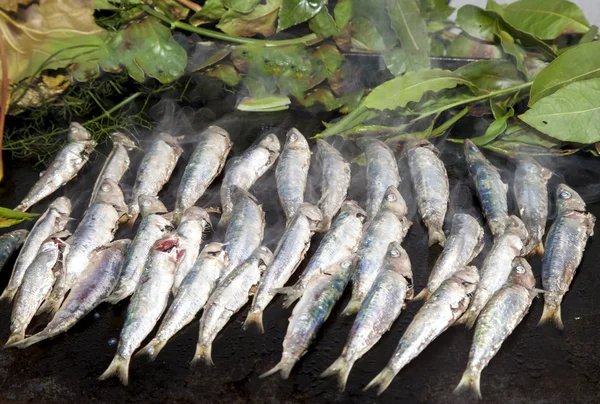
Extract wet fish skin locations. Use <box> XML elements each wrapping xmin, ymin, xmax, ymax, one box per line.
<box><xmin>0</xmin><ymin>229</ymin><xmax>29</xmax><ymax>274</ymax></box>
<box><xmin>277</xmin><ymin>201</ymin><xmax>366</xmax><ymax>307</ymax></box>
<box><xmin>539</xmin><ymin>185</ymin><xmax>595</xmax><ymax>330</ymax></box>
<box><xmin>322</xmin><ymin>242</ymin><xmax>413</xmax><ymax>391</ymax></box>
<box><xmin>407</xmin><ymin>140</ymin><xmax>449</xmax><ymax>246</ymax></box>
<box><xmin>261</xmin><ymin>257</ymin><xmax>355</xmax><ymax>380</ymax></box>
<box><xmin>459</xmin><ymin>215</ymin><xmax>528</xmax><ymax>329</ymax></box>
<box><xmin>139</xmin><ymin>242</ymin><xmax>228</xmax><ymax>361</ymax></box>
<box><xmin>193</xmin><ymin>246</ymin><xmax>272</xmax><ymax>366</ymax></box>
<box><xmin>128</xmin><ymin>133</ymin><xmax>183</xmax><ymax>223</ymax></box>
<box><xmin>365</xmin><ymin>266</ymin><xmax>480</xmax><ymax>395</ymax></box>
<box><xmin>1</xmin><ymin>197</ymin><xmax>71</xmax><ymax>302</ymax></box>
<box><xmin>343</xmin><ymin>186</ymin><xmax>410</xmax><ymax>315</ymax></box>
<box><xmin>416</xmin><ymin>213</ymin><xmax>484</xmax><ymax>301</ymax></box>
<box><xmin>174</xmin><ymin>126</ymin><xmax>232</xmax><ymax>224</ymax></box>
<box><xmin>357</xmin><ymin>138</ymin><xmax>401</xmax><ymax>220</ymax></box>
<box><xmin>172</xmin><ymin>207</ymin><xmax>212</xmax><ymax>294</ymax></box>
<box><xmin>15</xmin><ymin>123</ymin><xmax>96</xmax><ymax>212</ymax></box>
<box><xmin>11</xmin><ymin>239</ymin><xmax>131</xmax><ymax>349</ymax></box>
<box><xmin>92</xmin><ymin>178</ymin><xmax>128</xmax><ymax>216</ymax></box>
<box><xmin>219</xmin><ymin>134</ymin><xmax>280</xmax><ymax>227</ymax></box>
<box><xmin>455</xmin><ymin>258</ymin><xmax>536</xmax><ymax>399</ymax></box>
<box><xmin>89</xmin><ymin>132</ymin><xmax>135</xmax><ymax>208</ymax></box>
<box><xmin>464</xmin><ymin>139</ymin><xmax>509</xmax><ymax>240</ymax></box>
<box><xmin>513</xmin><ymin>158</ymin><xmax>552</xmax><ymax>255</ymax></box>
<box><xmin>99</xmin><ymin>236</ymin><xmax>183</xmax><ymax>385</ymax></box>
<box><xmin>315</xmin><ymin>140</ymin><xmax>351</xmax><ymax>232</ymax></box>
<box><xmin>276</xmin><ymin>128</ymin><xmax>311</xmax><ymax>222</ymax></box>
<box><xmin>245</xmin><ymin>203</ymin><xmax>322</xmax><ymax>333</ymax></box>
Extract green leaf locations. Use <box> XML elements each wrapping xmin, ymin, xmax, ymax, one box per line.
<box><xmin>456</xmin><ymin>60</ymin><xmax>524</xmax><ymax>92</ymax></box>
<box><xmin>190</xmin><ymin>0</ymin><xmax>227</xmax><ymax>25</ymax></box>
<box><xmin>471</xmin><ymin>106</ymin><xmax>514</xmax><ymax>145</ymax></box>
<box><xmin>364</xmin><ymin>69</ymin><xmax>477</xmax><ymax>111</ymax></box>
<box><xmin>312</xmin><ymin>44</ymin><xmax>344</xmax><ymax>75</ymax></box>
<box><xmin>384</xmin><ymin>48</ymin><xmax>430</xmax><ymax>76</ymax></box>
<box><xmin>277</xmin><ymin>0</ymin><xmax>325</xmax><ymax>31</ymax></box>
<box><xmin>579</xmin><ymin>25</ymin><xmax>598</xmax><ymax>44</ymax></box>
<box><xmin>315</xmin><ymin>103</ymin><xmax>379</xmax><ymax>138</ymax></box>
<box><xmin>430</xmin><ymin>106</ymin><xmax>471</xmax><ymax>137</ymax></box>
<box><xmin>309</xmin><ymin>7</ymin><xmax>339</xmax><ymax>38</ymax></box>
<box><xmin>430</xmin><ymin>38</ymin><xmax>445</xmax><ymax>56</ymax></box>
<box><xmin>190</xmin><ymin>43</ymin><xmax>232</xmax><ymax>71</ymax></box>
<box><xmin>0</xmin><ymin>207</ymin><xmax>38</xmax><ymax>228</ymax></box>
<box><xmin>386</xmin><ymin>0</ymin><xmax>428</xmax><ymax>52</ymax></box>
<box><xmin>350</xmin><ymin>17</ymin><xmax>389</xmax><ymax>52</ymax></box>
<box><xmin>223</xmin><ymin>0</ymin><xmax>261</xmax><ymax>13</ymax></box>
<box><xmin>456</xmin><ymin>5</ymin><xmax>496</xmax><ymax>42</ymax></box>
<box><xmin>446</xmin><ymin>32</ymin><xmax>503</xmax><ymax>59</ymax></box>
<box><xmin>529</xmin><ymin>41</ymin><xmax>600</xmax><ymax>105</ymax></box>
<box><xmin>237</xmin><ymin>95</ymin><xmax>291</xmax><ymax>111</ymax></box>
<box><xmin>493</xmin><ymin>0</ymin><xmax>589</xmax><ymax>40</ymax></box>
<box><xmin>203</xmin><ymin>64</ymin><xmax>242</xmax><ymax>86</ymax></box>
<box><xmin>493</xmin><ymin>22</ymin><xmax>527</xmax><ymax>75</ymax></box>
<box><xmin>333</xmin><ymin>0</ymin><xmax>352</xmax><ymax>28</ymax></box>
<box><xmin>94</xmin><ymin>0</ymin><xmax>120</xmax><ymax>10</ymax></box>
<box><xmin>520</xmin><ymin>78</ymin><xmax>600</xmax><ymax>143</ymax></box>
<box><xmin>301</xmin><ymin>88</ymin><xmax>344</xmax><ymax>111</ymax></box>
<box><xmin>420</xmin><ymin>0</ymin><xmax>454</xmax><ymax>20</ymax></box>
<box><xmin>217</xmin><ymin>0</ymin><xmax>281</xmax><ymax>37</ymax></box>
<box><xmin>352</xmin><ymin>0</ymin><xmax>398</xmax><ymax>49</ymax></box>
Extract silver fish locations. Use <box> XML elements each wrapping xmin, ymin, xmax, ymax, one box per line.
<box><xmin>458</xmin><ymin>216</ymin><xmax>528</xmax><ymax>328</ymax></box>
<box><xmin>364</xmin><ymin>266</ymin><xmax>479</xmax><ymax>395</ymax></box>
<box><xmin>99</xmin><ymin>236</ymin><xmax>183</xmax><ymax>385</ymax></box>
<box><xmin>245</xmin><ymin>203</ymin><xmax>322</xmax><ymax>333</ymax></box>
<box><xmin>0</xmin><ymin>229</ymin><xmax>29</xmax><ymax>284</ymax></box>
<box><xmin>513</xmin><ymin>158</ymin><xmax>552</xmax><ymax>255</ymax></box>
<box><xmin>91</xmin><ymin>178</ymin><xmax>128</xmax><ymax>216</ymax></box>
<box><xmin>539</xmin><ymin>184</ymin><xmax>595</xmax><ymax>329</ymax></box>
<box><xmin>89</xmin><ymin>132</ymin><xmax>135</xmax><ymax>208</ymax></box>
<box><xmin>193</xmin><ymin>246</ymin><xmax>272</xmax><ymax>366</ymax></box>
<box><xmin>277</xmin><ymin>201</ymin><xmax>366</xmax><ymax>307</ymax></box>
<box><xmin>454</xmin><ymin>257</ymin><xmax>536</xmax><ymax>399</ymax></box>
<box><xmin>315</xmin><ymin>139</ymin><xmax>351</xmax><ymax>232</ymax></box>
<box><xmin>464</xmin><ymin>139</ymin><xmax>509</xmax><ymax>239</ymax></box>
<box><xmin>343</xmin><ymin>186</ymin><xmax>409</xmax><ymax>315</ymax></box>
<box><xmin>128</xmin><ymin>133</ymin><xmax>183</xmax><ymax>224</ymax></box>
<box><xmin>107</xmin><ymin>195</ymin><xmax>173</xmax><ymax>304</ymax></box>
<box><xmin>261</xmin><ymin>257</ymin><xmax>354</xmax><ymax>379</ymax></box>
<box><xmin>276</xmin><ymin>128</ymin><xmax>311</xmax><ymax>221</ymax></box>
<box><xmin>357</xmin><ymin>138</ymin><xmax>400</xmax><ymax>220</ymax></box>
<box><xmin>173</xmin><ymin>126</ymin><xmax>232</xmax><ymax>224</ymax></box>
<box><xmin>15</xmin><ymin>123</ymin><xmax>96</xmax><ymax>212</ymax></box>
<box><xmin>221</xmin><ymin>186</ymin><xmax>265</xmax><ymax>279</ymax></box>
<box><xmin>10</xmin><ymin>239</ymin><xmax>131</xmax><ymax>349</ymax></box>
<box><xmin>139</xmin><ymin>242</ymin><xmax>228</xmax><ymax>361</ymax></box>
<box><xmin>415</xmin><ymin>213</ymin><xmax>484</xmax><ymax>301</ymax></box>
<box><xmin>219</xmin><ymin>133</ymin><xmax>280</xmax><ymax>227</ymax></box>
<box><xmin>322</xmin><ymin>242</ymin><xmax>413</xmax><ymax>391</ymax></box>
<box><xmin>406</xmin><ymin>140</ymin><xmax>449</xmax><ymax>246</ymax></box>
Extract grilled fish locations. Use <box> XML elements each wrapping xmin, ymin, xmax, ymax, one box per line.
<box><xmin>0</xmin><ymin>229</ymin><xmax>29</xmax><ymax>275</ymax></box>
<box><xmin>315</xmin><ymin>140</ymin><xmax>351</xmax><ymax>232</ymax></box>
<box><xmin>276</xmin><ymin>128</ymin><xmax>311</xmax><ymax>222</ymax></box>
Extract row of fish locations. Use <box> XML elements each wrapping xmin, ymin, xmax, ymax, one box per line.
<box><xmin>0</xmin><ymin>122</ymin><xmax>595</xmax><ymax>398</ymax></box>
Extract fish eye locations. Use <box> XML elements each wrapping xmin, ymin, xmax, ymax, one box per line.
<box><xmin>390</xmin><ymin>249</ymin><xmax>400</xmax><ymax>257</ymax></box>
<box><xmin>342</xmin><ymin>260</ymin><xmax>352</xmax><ymax>268</ymax></box>
<box><xmin>142</xmin><ymin>199</ymin><xmax>151</xmax><ymax>207</ymax></box>
<box><xmin>470</xmin><ymin>145</ymin><xmax>478</xmax><ymax>151</ymax></box>
<box><xmin>289</xmin><ymin>133</ymin><xmax>297</xmax><ymax>142</ymax></box>
<box><xmin>101</xmin><ymin>184</ymin><xmax>111</xmax><ymax>192</ymax></box>
<box><xmin>386</xmin><ymin>193</ymin><xmax>396</xmax><ymax>201</ymax></box>
<box><xmin>560</xmin><ymin>190</ymin><xmax>571</xmax><ymax>199</ymax></box>
<box><xmin>260</xmin><ymin>246</ymin><xmax>269</xmax><ymax>252</ymax></box>
<box><xmin>515</xmin><ymin>265</ymin><xmax>525</xmax><ymax>274</ymax></box>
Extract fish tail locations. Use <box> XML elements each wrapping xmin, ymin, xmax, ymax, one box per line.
<box><xmin>414</xmin><ymin>288</ymin><xmax>431</xmax><ymax>301</ymax></box>
<box><xmin>428</xmin><ymin>227</ymin><xmax>446</xmax><ymax>247</ymax></box>
<box><xmin>137</xmin><ymin>338</ymin><xmax>167</xmax><ymax>362</ymax></box>
<box><xmin>320</xmin><ymin>356</ymin><xmax>355</xmax><ymax>392</ymax></box>
<box><xmin>37</xmin><ymin>294</ymin><xmax>65</xmax><ymax>317</ymax></box>
<box><xmin>171</xmin><ymin>208</ymin><xmax>183</xmax><ymax>227</ymax></box>
<box><xmin>363</xmin><ymin>367</ymin><xmax>397</xmax><ymax>396</ymax></box>
<box><xmin>260</xmin><ymin>358</ymin><xmax>295</xmax><ymax>380</ymax></box>
<box><xmin>341</xmin><ymin>297</ymin><xmax>363</xmax><ymax>316</ymax></box>
<box><xmin>190</xmin><ymin>343</ymin><xmax>213</xmax><ymax>367</ymax></box>
<box><xmin>98</xmin><ymin>355</ymin><xmax>131</xmax><ymax>385</ymax></box>
<box><xmin>274</xmin><ymin>286</ymin><xmax>302</xmax><ymax>308</ymax></box>
<box><xmin>0</xmin><ymin>287</ymin><xmax>17</xmax><ymax>303</ymax></box>
<box><xmin>538</xmin><ymin>303</ymin><xmax>564</xmax><ymax>330</ymax></box>
<box><xmin>243</xmin><ymin>310</ymin><xmax>265</xmax><ymax>333</ymax></box>
<box><xmin>533</xmin><ymin>242</ymin><xmax>545</xmax><ymax>256</ymax></box>
<box><xmin>5</xmin><ymin>331</ymin><xmax>24</xmax><ymax>347</ymax></box>
<box><xmin>124</xmin><ymin>214</ymin><xmax>138</xmax><ymax>229</ymax></box>
<box><xmin>6</xmin><ymin>331</ymin><xmax>49</xmax><ymax>349</ymax></box>
<box><xmin>453</xmin><ymin>368</ymin><xmax>482</xmax><ymax>399</ymax></box>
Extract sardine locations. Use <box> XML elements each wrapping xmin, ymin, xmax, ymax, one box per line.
<box><xmin>15</xmin><ymin>123</ymin><xmax>96</xmax><ymax>212</ymax></box>
<box><xmin>464</xmin><ymin>139</ymin><xmax>509</xmax><ymax>239</ymax></box>
<box><xmin>89</xmin><ymin>132</ymin><xmax>135</xmax><ymax>207</ymax></box>
<box><xmin>539</xmin><ymin>184</ymin><xmax>595</xmax><ymax>329</ymax></box>
<box><xmin>458</xmin><ymin>216</ymin><xmax>528</xmax><ymax>328</ymax></box>
<box><xmin>357</xmin><ymin>138</ymin><xmax>400</xmax><ymax>220</ymax></box>
<box><xmin>193</xmin><ymin>246</ymin><xmax>273</xmax><ymax>366</ymax></box>
<box><xmin>219</xmin><ymin>134</ymin><xmax>280</xmax><ymax>227</ymax></box>
<box><xmin>322</xmin><ymin>242</ymin><xmax>413</xmax><ymax>391</ymax></box>
<box><xmin>261</xmin><ymin>258</ymin><xmax>354</xmax><ymax>379</ymax></box>
<box><xmin>454</xmin><ymin>257</ymin><xmax>536</xmax><ymax>399</ymax></box>
<box><xmin>315</xmin><ymin>139</ymin><xmax>351</xmax><ymax>232</ymax></box>
<box><xmin>0</xmin><ymin>229</ymin><xmax>29</xmax><ymax>274</ymax></box>
<box><xmin>364</xmin><ymin>266</ymin><xmax>479</xmax><ymax>395</ymax></box>
<box><xmin>513</xmin><ymin>158</ymin><xmax>552</xmax><ymax>255</ymax></box>
<box><xmin>91</xmin><ymin>178</ymin><xmax>128</xmax><ymax>215</ymax></box>
<box><xmin>343</xmin><ymin>186</ymin><xmax>410</xmax><ymax>315</ymax></box>
<box><xmin>173</xmin><ymin>126</ymin><xmax>232</xmax><ymax>224</ymax></box>
<box><xmin>245</xmin><ymin>203</ymin><xmax>322</xmax><ymax>332</ymax></box>
<box><xmin>107</xmin><ymin>195</ymin><xmax>173</xmax><ymax>304</ymax></box>
<box><xmin>139</xmin><ymin>242</ymin><xmax>228</xmax><ymax>361</ymax></box>
<box><xmin>277</xmin><ymin>201</ymin><xmax>366</xmax><ymax>307</ymax></box>
<box><xmin>10</xmin><ymin>239</ymin><xmax>131</xmax><ymax>349</ymax></box>
<box><xmin>276</xmin><ymin>128</ymin><xmax>311</xmax><ymax>221</ymax></box>
<box><xmin>406</xmin><ymin>140</ymin><xmax>449</xmax><ymax>246</ymax></box>
<box><xmin>99</xmin><ymin>236</ymin><xmax>183</xmax><ymax>385</ymax></box>
<box><xmin>416</xmin><ymin>213</ymin><xmax>484</xmax><ymax>301</ymax></box>
<box><xmin>128</xmin><ymin>133</ymin><xmax>183</xmax><ymax>224</ymax></box>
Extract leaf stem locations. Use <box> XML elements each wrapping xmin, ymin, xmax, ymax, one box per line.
<box><xmin>83</xmin><ymin>92</ymin><xmax>143</xmax><ymax>127</ymax></box>
<box><xmin>175</xmin><ymin>0</ymin><xmax>201</xmax><ymax>12</ymax></box>
<box><xmin>0</xmin><ymin>30</ymin><xmax>7</xmax><ymax>181</ymax></box>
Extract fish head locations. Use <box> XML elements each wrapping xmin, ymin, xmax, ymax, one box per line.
<box><xmin>154</xmin><ymin>235</ymin><xmax>184</xmax><ymax>265</ymax></box>
<box><xmin>254</xmin><ymin>246</ymin><xmax>273</xmax><ymax>270</ymax></box>
<box><xmin>95</xmin><ymin>179</ymin><xmax>127</xmax><ymax>213</ymax></box>
<box><xmin>509</xmin><ymin>257</ymin><xmax>535</xmax><ymax>290</ymax></box>
<box><xmin>49</xmin><ymin>196</ymin><xmax>72</xmax><ymax>216</ymax></box>
<box><xmin>230</xmin><ymin>186</ymin><xmax>259</xmax><ymax>207</ymax></box>
<box><xmin>316</xmin><ymin>139</ymin><xmax>337</xmax><ymax>156</ymax></box>
<box><xmin>206</xmin><ymin>126</ymin><xmax>231</xmax><ymax>141</ymax></box>
<box><xmin>158</xmin><ymin>132</ymin><xmax>184</xmax><ymax>157</ymax></box>
<box><xmin>505</xmin><ymin>215</ymin><xmax>528</xmax><ymax>242</ymax></box>
<box><xmin>296</xmin><ymin>203</ymin><xmax>323</xmax><ymax>229</ymax></box>
<box><xmin>180</xmin><ymin>206</ymin><xmax>212</xmax><ymax>229</ymax></box>
<box><xmin>355</xmin><ymin>137</ymin><xmax>371</xmax><ymax>151</ymax></box>
<box><xmin>385</xmin><ymin>241</ymin><xmax>413</xmax><ymax>289</ymax></box>
<box><xmin>106</xmin><ymin>239</ymin><xmax>132</xmax><ymax>253</ymax></box>
<box><xmin>258</xmin><ymin>133</ymin><xmax>281</xmax><ymax>154</ymax></box>
<box><xmin>340</xmin><ymin>200</ymin><xmax>367</xmax><ymax>223</ymax></box>
<box><xmin>463</xmin><ymin>139</ymin><xmax>487</xmax><ymax>164</ymax></box>
<box><xmin>138</xmin><ymin>195</ymin><xmax>168</xmax><ymax>217</ymax></box>
<box><xmin>284</xmin><ymin>128</ymin><xmax>309</xmax><ymax>151</ymax></box>
<box><xmin>67</xmin><ymin>122</ymin><xmax>92</xmax><ymax>142</ymax></box>
<box><xmin>556</xmin><ymin>184</ymin><xmax>586</xmax><ymax>213</ymax></box>
<box><xmin>200</xmin><ymin>242</ymin><xmax>228</xmax><ymax>263</ymax></box>
<box><xmin>110</xmin><ymin>131</ymin><xmax>137</xmax><ymax>149</ymax></box>
<box><xmin>380</xmin><ymin>185</ymin><xmax>407</xmax><ymax>218</ymax></box>
<box><xmin>403</xmin><ymin>139</ymin><xmax>438</xmax><ymax>156</ymax></box>
<box><xmin>452</xmin><ymin>266</ymin><xmax>480</xmax><ymax>294</ymax></box>
<box><xmin>326</xmin><ymin>256</ymin><xmax>357</xmax><ymax>278</ymax></box>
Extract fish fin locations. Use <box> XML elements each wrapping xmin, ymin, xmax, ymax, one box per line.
<box><xmin>428</xmin><ymin>228</ymin><xmax>446</xmax><ymax>247</ymax></box>
<box><xmin>538</xmin><ymin>303</ymin><xmax>564</xmax><ymax>330</ymax></box>
<box><xmin>0</xmin><ymin>288</ymin><xmax>17</xmax><ymax>303</ymax></box>
<box><xmin>533</xmin><ymin>242</ymin><xmax>545</xmax><ymax>256</ymax></box>
<box><xmin>320</xmin><ymin>356</ymin><xmax>354</xmax><ymax>392</ymax></box>
<box><xmin>260</xmin><ymin>359</ymin><xmax>295</xmax><ymax>380</ymax></box>
<box><xmin>274</xmin><ymin>286</ymin><xmax>302</xmax><ymax>308</ymax></box>
<box><xmin>243</xmin><ymin>310</ymin><xmax>265</xmax><ymax>333</ymax></box>
<box><xmin>363</xmin><ymin>367</ymin><xmax>396</xmax><ymax>396</ymax></box>
<box><xmin>414</xmin><ymin>288</ymin><xmax>431</xmax><ymax>301</ymax></box>
<box><xmin>98</xmin><ymin>355</ymin><xmax>131</xmax><ymax>385</ymax></box>
<box><xmin>136</xmin><ymin>338</ymin><xmax>167</xmax><ymax>362</ymax></box>
<box><xmin>453</xmin><ymin>369</ymin><xmax>482</xmax><ymax>399</ymax></box>
<box><xmin>456</xmin><ymin>309</ymin><xmax>478</xmax><ymax>329</ymax></box>
<box><xmin>36</xmin><ymin>294</ymin><xmax>65</xmax><ymax>317</ymax></box>
<box><xmin>6</xmin><ymin>332</ymin><xmax>49</xmax><ymax>349</ymax></box>
<box><xmin>190</xmin><ymin>343</ymin><xmax>213</xmax><ymax>367</ymax></box>
<box><xmin>341</xmin><ymin>298</ymin><xmax>363</xmax><ymax>316</ymax></box>
<box><xmin>5</xmin><ymin>332</ymin><xmax>24</xmax><ymax>347</ymax></box>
